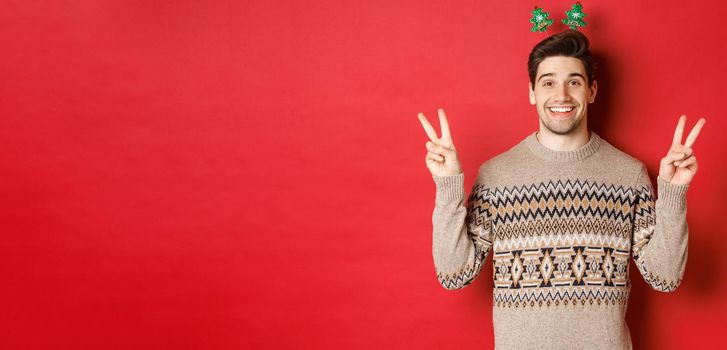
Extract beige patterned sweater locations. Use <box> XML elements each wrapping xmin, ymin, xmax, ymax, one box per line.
<box><xmin>431</xmin><ymin>132</ymin><xmax>688</xmax><ymax>349</ymax></box>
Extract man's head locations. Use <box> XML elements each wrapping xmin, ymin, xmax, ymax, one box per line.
<box><xmin>527</xmin><ymin>30</ymin><xmax>597</xmax><ymax>136</ymax></box>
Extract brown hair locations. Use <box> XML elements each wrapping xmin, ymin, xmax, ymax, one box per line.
<box><xmin>528</xmin><ymin>30</ymin><xmax>595</xmax><ymax>87</ymax></box>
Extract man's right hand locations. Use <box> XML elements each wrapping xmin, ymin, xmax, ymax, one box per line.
<box><xmin>418</xmin><ymin>108</ymin><xmax>463</xmax><ymax>177</ymax></box>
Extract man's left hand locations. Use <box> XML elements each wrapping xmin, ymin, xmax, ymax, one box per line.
<box><xmin>659</xmin><ymin>115</ymin><xmax>706</xmax><ymax>185</ymax></box>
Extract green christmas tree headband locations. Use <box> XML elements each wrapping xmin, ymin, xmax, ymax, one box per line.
<box><xmin>530</xmin><ymin>2</ymin><xmax>587</xmax><ymax>33</ymax></box>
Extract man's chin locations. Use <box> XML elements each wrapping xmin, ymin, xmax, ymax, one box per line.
<box><xmin>542</xmin><ymin>120</ymin><xmax>581</xmax><ymax>135</ymax></box>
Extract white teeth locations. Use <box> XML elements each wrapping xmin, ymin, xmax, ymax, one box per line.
<box><xmin>549</xmin><ymin>107</ymin><xmax>574</xmax><ymax>113</ymax></box>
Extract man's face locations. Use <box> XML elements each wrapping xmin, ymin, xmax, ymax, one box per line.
<box><xmin>529</xmin><ymin>56</ymin><xmax>597</xmax><ymax>135</ymax></box>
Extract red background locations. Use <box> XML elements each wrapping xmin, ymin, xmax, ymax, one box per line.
<box><xmin>1</xmin><ymin>1</ymin><xmax>726</xmax><ymax>349</ymax></box>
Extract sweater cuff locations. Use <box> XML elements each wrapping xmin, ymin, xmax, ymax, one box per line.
<box><xmin>657</xmin><ymin>177</ymin><xmax>689</xmax><ymax>210</ymax></box>
<box><xmin>432</xmin><ymin>173</ymin><xmax>465</xmax><ymax>202</ymax></box>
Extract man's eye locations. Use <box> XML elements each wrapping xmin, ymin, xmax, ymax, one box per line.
<box><xmin>543</xmin><ymin>81</ymin><xmax>553</xmax><ymax>87</ymax></box>
<box><xmin>569</xmin><ymin>80</ymin><xmax>581</xmax><ymax>86</ymax></box>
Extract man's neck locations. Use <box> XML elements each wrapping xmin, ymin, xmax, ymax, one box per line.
<box><xmin>535</xmin><ymin>126</ymin><xmax>591</xmax><ymax>152</ymax></box>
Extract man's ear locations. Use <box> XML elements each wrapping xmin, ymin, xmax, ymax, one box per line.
<box><xmin>588</xmin><ymin>80</ymin><xmax>598</xmax><ymax>103</ymax></box>
<box><xmin>529</xmin><ymin>82</ymin><xmax>535</xmax><ymax>105</ymax></box>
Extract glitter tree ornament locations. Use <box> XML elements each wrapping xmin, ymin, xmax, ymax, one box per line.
<box><xmin>530</xmin><ymin>6</ymin><xmax>554</xmax><ymax>33</ymax></box>
<box><xmin>562</xmin><ymin>2</ymin><xmax>587</xmax><ymax>30</ymax></box>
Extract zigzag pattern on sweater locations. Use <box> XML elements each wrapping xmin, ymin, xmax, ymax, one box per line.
<box><xmin>493</xmin><ymin>285</ymin><xmax>630</xmax><ymax>308</ymax></box>
<box><xmin>632</xmin><ymin>185</ymin><xmax>656</xmax><ymax>246</ymax></box>
<box><xmin>468</xmin><ymin>180</ymin><xmax>639</xmax><ymax>226</ymax></box>
<box><xmin>492</xmin><ymin>217</ymin><xmax>632</xmax><ymax>240</ymax></box>
<box><xmin>436</xmin><ymin>242</ymin><xmax>489</xmax><ymax>290</ymax></box>
<box><xmin>636</xmin><ymin>268</ymin><xmax>682</xmax><ymax>292</ymax></box>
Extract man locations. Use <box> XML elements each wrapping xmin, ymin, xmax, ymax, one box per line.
<box><xmin>417</xmin><ymin>30</ymin><xmax>705</xmax><ymax>349</ymax></box>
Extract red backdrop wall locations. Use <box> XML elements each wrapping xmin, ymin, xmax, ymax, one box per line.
<box><xmin>1</xmin><ymin>1</ymin><xmax>725</xmax><ymax>349</ymax></box>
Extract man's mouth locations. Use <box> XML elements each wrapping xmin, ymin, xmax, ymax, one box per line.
<box><xmin>547</xmin><ymin>106</ymin><xmax>575</xmax><ymax>117</ymax></box>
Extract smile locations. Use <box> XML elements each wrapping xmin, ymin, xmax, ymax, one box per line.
<box><xmin>548</xmin><ymin>106</ymin><xmax>575</xmax><ymax>113</ymax></box>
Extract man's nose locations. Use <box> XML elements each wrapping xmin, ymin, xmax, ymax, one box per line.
<box><xmin>554</xmin><ymin>84</ymin><xmax>570</xmax><ymax>101</ymax></box>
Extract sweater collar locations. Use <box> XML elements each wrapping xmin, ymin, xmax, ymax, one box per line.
<box><xmin>524</xmin><ymin>131</ymin><xmax>602</xmax><ymax>162</ymax></box>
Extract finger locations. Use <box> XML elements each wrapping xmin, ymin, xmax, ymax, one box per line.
<box><xmin>428</xmin><ymin>142</ymin><xmax>456</xmax><ymax>158</ymax></box>
<box><xmin>673</xmin><ymin>145</ymin><xmax>692</xmax><ymax>167</ymax></box>
<box><xmin>426</xmin><ymin>141</ymin><xmax>440</xmax><ymax>153</ymax></box>
<box><xmin>672</xmin><ymin>115</ymin><xmax>686</xmax><ymax>145</ymax></box>
<box><xmin>438</xmin><ymin>108</ymin><xmax>452</xmax><ymax>139</ymax></box>
<box><xmin>684</xmin><ymin>118</ymin><xmax>706</xmax><ymax>148</ymax></box>
<box><xmin>674</xmin><ymin>149</ymin><xmax>694</xmax><ymax>166</ymax></box>
<box><xmin>669</xmin><ymin>144</ymin><xmax>693</xmax><ymax>158</ymax></box>
<box><xmin>663</xmin><ymin>151</ymin><xmax>686</xmax><ymax>163</ymax></box>
<box><xmin>426</xmin><ymin>142</ymin><xmax>443</xmax><ymax>156</ymax></box>
<box><xmin>426</xmin><ymin>152</ymin><xmax>444</xmax><ymax>163</ymax></box>
<box><xmin>418</xmin><ymin>113</ymin><xmax>439</xmax><ymax>142</ymax></box>
<box><xmin>433</xmin><ymin>143</ymin><xmax>457</xmax><ymax>159</ymax></box>
<box><xmin>686</xmin><ymin>161</ymin><xmax>699</xmax><ymax>173</ymax></box>
<box><xmin>678</xmin><ymin>155</ymin><xmax>697</xmax><ymax>168</ymax></box>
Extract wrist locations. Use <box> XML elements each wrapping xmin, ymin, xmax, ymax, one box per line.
<box><xmin>432</xmin><ymin>173</ymin><xmax>465</xmax><ymax>201</ymax></box>
<box><xmin>657</xmin><ymin>177</ymin><xmax>689</xmax><ymax>210</ymax></box>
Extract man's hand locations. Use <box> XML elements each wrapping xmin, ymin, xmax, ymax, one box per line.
<box><xmin>659</xmin><ymin>115</ymin><xmax>706</xmax><ymax>185</ymax></box>
<box><xmin>418</xmin><ymin>108</ymin><xmax>463</xmax><ymax>177</ymax></box>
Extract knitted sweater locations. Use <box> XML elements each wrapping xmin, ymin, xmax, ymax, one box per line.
<box><xmin>431</xmin><ymin>132</ymin><xmax>688</xmax><ymax>350</ymax></box>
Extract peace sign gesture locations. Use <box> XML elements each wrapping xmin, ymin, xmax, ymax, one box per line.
<box><xmin>659</xmin><ymin>115</ymin><xmax>706</xmax><ymax>185</ymax></box>
<box><xmin>417</xmin><ymin>108</ymin><xmax>463</xmax><ymax>177</ymax></box>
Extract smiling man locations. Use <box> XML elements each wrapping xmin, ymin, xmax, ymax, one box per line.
<box><xmin>417</xmin><ymin>30</ymin><xmax>705</xmax><ymax>349</ymax></box>
<box><xmin>531</xmin><ymin>57</ymin><xmax>595</xmax><ymax>137</ymax></box>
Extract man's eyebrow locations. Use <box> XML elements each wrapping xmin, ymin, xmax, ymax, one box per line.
<box><xmin>536</xmin><ymin>73</ymin><xmax>554</xmax><ymax>82</ymax></box>
<box><xmin>536</xmin><ymin>72</ymin><xmax>586</xmax><ymax>82</ymax></box>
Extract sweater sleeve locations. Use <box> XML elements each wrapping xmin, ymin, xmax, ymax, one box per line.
<box><xmin>631</xmin><ymin>166</ymin><xmax>689</xmax><ymax>292</ymax></box>
<box><xmin>431</xmin><ymin>172</ymin><xmax>494</xmax><ymax>290</ymax></box>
